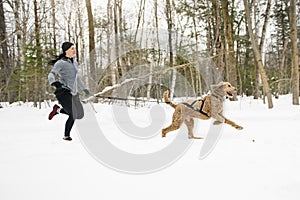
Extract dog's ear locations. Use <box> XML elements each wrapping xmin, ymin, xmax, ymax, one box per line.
<box><xmin>211</xmin><ymin>82</ymin><xmax>224</xmax><ymax>90</ymax></box>
<box><xmin>211</xmin><ymin>84</ymin><xmax>217</xmax><ymax>91</ymax></box>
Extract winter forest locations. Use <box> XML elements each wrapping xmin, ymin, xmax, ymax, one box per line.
<box><xmin>0</xmin><ymin>0</ymin><xmax>299</xmax><ymax>108</ymax></box>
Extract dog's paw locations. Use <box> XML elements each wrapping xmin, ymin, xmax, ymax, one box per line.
<box><xmin>213</xmin><ymin>120</ymin><xmax>222</xmax><ymax>125</ymax></box>
<box><xmin>188</xmin><ymin>136</ymin><xmax>204</xmax><ymax>139</ymax></box>
<box><xmin>235</xmin><ymin>125</ymin><xmax>243</xmax><ymax>130</ymax></box>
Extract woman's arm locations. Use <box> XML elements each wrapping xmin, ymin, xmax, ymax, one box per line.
<box><xmin>48</xmin><ymin>62</ymin><xmax>62</xmax><ymax>85</ymax></box>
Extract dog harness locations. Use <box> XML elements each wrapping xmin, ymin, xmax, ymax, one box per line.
<box><xmin>182</xmin><ymin>99</ymin><xmax>209</xmax><ymax>117</ymax></box>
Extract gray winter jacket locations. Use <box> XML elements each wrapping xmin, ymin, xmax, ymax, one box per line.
<box><xmin>48</xmin><ymin>58</ymin><xmax>87</xmax><ymax>95</ymax></box>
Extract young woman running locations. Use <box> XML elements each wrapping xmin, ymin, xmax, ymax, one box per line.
<box><xmin>48</xmin><ymin>42</ymin><xmax>90</xmax><ymax>141</ymax></box>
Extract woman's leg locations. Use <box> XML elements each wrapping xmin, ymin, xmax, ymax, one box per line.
<box><xmin>60</xmin><ymin>94</ymin><xmax>83</xmax><ymax>119</ymax></box>
<box><xmin>64</xmin><ymin>116</ymin><xmax>74</xmax><ymax>137</ymax></box>
<box><xmin>55</xmin><ymin>89</ymin><xmax>75</xmax><ymax>137</ymax></box>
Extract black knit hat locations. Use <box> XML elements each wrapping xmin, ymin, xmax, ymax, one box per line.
<box><xmin>62</xmin><ymin>42</ymin><xmax>74</xmax><ymax>52</ymax></box>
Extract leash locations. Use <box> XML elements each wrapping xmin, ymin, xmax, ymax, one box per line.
<box><xmin>81</xmin><ymin>94</ymin><xmax>164</xmax><ymax>114</ymax></box>
<box><xmin>96</xmin><ymin>95</ymin><xmax>163</xmax><ymax>103</ymax></box>
<box><xmin>82</xmin><ymin>94</ymin><xmax>165</xmax><ymax>104</ymax></box>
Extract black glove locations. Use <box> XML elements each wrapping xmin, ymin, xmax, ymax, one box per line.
<box><xmin>51</xmin><ymin>81</ymin><xmax>63</xmax><ymax>89</ymax></box>
<box><xmin>83</xmin><ymin>89</ymin><xmax>90</xmax><ymax>97</ymax></box>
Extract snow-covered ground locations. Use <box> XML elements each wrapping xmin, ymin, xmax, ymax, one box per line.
<box><xmin>0</xmin><ymin>95</ymin><xmax>300</xmax><ymax>200</ymax></box>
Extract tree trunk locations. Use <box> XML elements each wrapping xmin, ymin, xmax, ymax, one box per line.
<box><xmin>211</xmin><ymin>0</ymin><xmax>224</xmax><ymax>81</ymax></box>
<box><xmin>34</xmin><ymin>0</ymin><xmax>42</xmax><ymax>107</ymax></box>
<box><xmin>113</xmin><ymin>0</ymin><xmax>121</xmax><ymax>79</ymax></box>
<box><xmin>259</xmin><ymin>0</ymin><xmax>271</xmax><ymax>51</ymax></box>
<box><xmin>289</xmin><ymin>0</ymin><xmax>299</xmax><ymax>105</ymax></box>
<box><xmin>86</xmin><ymin>0</ymin><xmax>96</xmax><ymax>91</ymax></box>
<box><xmin>134</xmin><ymin>0</ymin><xmax>146</xmax><ymax>42</ymax></box>
<box><xmin>252</xmin><ymin>0</ymin><xmax>259</xmax><ymax>99</ymax></box>
<box><xmin>221</xmin><ymin>0</ymin><xmax>237</xmax><ymax>88</ymax></box>
<box><xmin>191</xmin><ymin>0</ymin><xmax>198</xmax><ymax>96</ymax></box>
<box><xmin>106</xmin><ymin>0</ymin><xmax>116</xmax><ymax>86</ymax></box>
<box><xmin>50</xmin><ymin>0</ymin><xmax>57</xmax><ymax>51</ymax></box>
<box><xmin>154</xmin><ymin>0</ymin><xmax>161</xmax><ymax>55</ymax></box>
<box><xmin>154</xmin><ymin>0</ymin><xmax>162</xmax><ymax>99</ymax></box>
<box><xmin>77</xmin><ymin>1</ymin><xmax>85</xmax><ymax>65</ymax></box>
<box><xmin>252</xmin><ymin>0</ymin><xmax>271</xmax><ymax>100</ymax></box>
<box><xmin>166</xmin><ymin>0</ymin><xmax>176</xmax><ymax>99</ymax></box>
<box><xmin>118</xmin><ymin>0</ymin><xmax>125</xmax><ymax>71</ymax></box>
<box><xmin>278</xmin><ymin>40</ymin><xmax>288</xmax><ymax>95</ymax></box>
<box><xmin>0</xmin><ymin>0</ymin><xmax>12</xmax><ymax>102</ymax></box>
<box><xmin>147</xmin><ymin>62</ymin><xmax>153</xmax><ymax>99</ymax></box>
<box><xmin>243</xmin><ymin>0</ymin><xmax>273</xmax><ymax>108</ymax></box>
<box><xmin>13</xmin><ymin>0</ymin><xmax>23</xmax><ymax>101</ymax></box>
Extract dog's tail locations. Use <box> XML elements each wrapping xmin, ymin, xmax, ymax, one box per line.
<box><xmin>163</xmin><ymin>90</ymin><xmax>177</xmax><ymax>109</ymax></box>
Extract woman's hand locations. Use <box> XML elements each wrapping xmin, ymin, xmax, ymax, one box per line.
<box><xmin>51</xmin><ymin>81</ymin><xmax>63</xmax><ymax>89</ymax></box>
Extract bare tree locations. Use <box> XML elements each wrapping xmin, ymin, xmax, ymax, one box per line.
<box><xmin>113</xmin><ymin>0</ymin><xmax>126</xmax><ymax>77</ymax></box>
<box><xmin>0</xmin><ymin>0</ymin><xmax>12</xmax><ymax>102</ymax></box>
<box><xmin>166</xmin><ymin>0</ymin><xmax>176</xmax><ymax>98</ymax></box>
<box><xmin>289</xmin><ymin>0</ymin><xmax>299</xmax><ymax>105</ymax></box>
<box><xmin>76</xmin><ymin>1</ymin><xmax>86</xmax><ymax>64</ymax></box>
<box><xmin>243</xmin><ymin>0</ymin><xmax>273</xmax><ymax>108</ymax></box>
<box><xmin>211</xmin><ymin>0</ymin><xmax>225</xmax><ymax>82</ymax></box>
<box><xmin>86</xmin><ymin>0</ymin><xmax>96</xmax><ymax>91</ymax></box>
<box><xmin>107</xmin><ymin>0</ymin><xmax>116</xmax><ymax>86</ymax></box>
<box><xmin>33</xmin><ymin>0</ymin><xmax>42</xmax><ymax>106</ymax></box>
<box><xmin>277</xmin><ymin>39</ymin><xmax>288</xmax><ymax>95</ymax></box>
<box><xmin>50</xmin><ymin>0</ymin><xmax>57</xmax><ymax>51</ymax></box>
<box><xmin>259</xmin><ymin>0</ymin><xmax>272</xmax><ymax>51</ymax></box>
<box><xmin>134</xmin><ymin>0</ymin><xmax>146</xmax><ymax>42</ymax></box>
<box><xmin>154</xmin><ymin>0</ymin><xmax>161</xmax><ymax>54</ymax></box>
<box><xmin>252</xmin><ymin>0</ymin><xmax>272</xmax><ymax>99</ymax></box>
<box><xmin>221</xmin><ymin>0</ymin><xmax>237</xmax><ymax>88</ymax></box>
<box><xmin>11</xmin><ymin>0</ymin><xmax>23</xmax><ymax>101</ymax></box>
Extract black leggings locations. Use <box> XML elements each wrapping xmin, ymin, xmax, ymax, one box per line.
<box><xmin>55</xmin><ymin>88</ymin><xmax>84</xmax><ymax>137</ymax></box>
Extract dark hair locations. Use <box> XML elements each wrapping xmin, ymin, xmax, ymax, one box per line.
<box><xmin>48</xmin><ymin>52</ymin><xmax>66</xmax><ymax>65</ymax></box>
<box><xmin>48</xmin><ymin>42</ymin><xmax>74</xmax><ymax>65</ymax></box>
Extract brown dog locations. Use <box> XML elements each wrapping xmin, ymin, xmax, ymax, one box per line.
<box><xmin>162</xmin><ymin>82</ymin><xmax>243</xmax><ymax>139</ymax></box>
